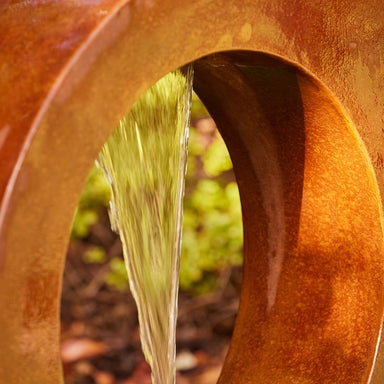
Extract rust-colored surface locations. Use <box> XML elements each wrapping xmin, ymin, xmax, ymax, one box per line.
<box><xmin>0</xmin><ymin>1</ymin><xmax>384</xmax><ymax>383</ymax></box>
<box><xmin>194</xmin><ymin>53</ymin><xmax>384</xmax><ymax>383</ymax></box>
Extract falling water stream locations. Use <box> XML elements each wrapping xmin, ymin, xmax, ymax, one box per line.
<box><xmin>97</xmin><ymin>66</ymin><xmax>193</xmax><ymax>384</ymax></box>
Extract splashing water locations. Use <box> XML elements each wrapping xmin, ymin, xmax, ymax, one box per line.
<box><xmin>97</xmin><ymin>66</ymin><xmax>193</xmax><ymax>384</ymax></box>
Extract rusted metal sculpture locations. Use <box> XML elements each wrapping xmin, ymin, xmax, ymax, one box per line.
<box><xmin>1</xmin><ymin>1</ymin><xmax>384</xmax><ymax>383</ymax></box>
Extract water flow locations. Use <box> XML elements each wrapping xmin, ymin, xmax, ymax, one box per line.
<box><xmin>97</xmin><ymin>66</ymin><xmax>193</xmax><ymax>384</ymax></box>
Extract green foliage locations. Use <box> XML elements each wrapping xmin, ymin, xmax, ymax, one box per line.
<box><xmin>70</xmin><ymin>93</ymin><xmax>243</xmax><ymax>295</ymax></box>
<box><xmin>83</xmin><ymin>246</ymin><xmax>107</xmax><ymax>264</ymax></box>
<box><xmin>202</xmin><ymin>139</ymin><xmax>233</xmax><ymax>177</ymax></box>
<box><xmin>190</xmin><ymin>91</ymin><xmax>208</xmax><ymax>118</ymax></box>
<box><xmin>180</xmin><ymin>125</ymin><xmax>243</xmax><ymax>294</ymax></box>
<box><xmin>104</xmin><ymin>257</ymin><xmax>130</xmax><ymax>291</ymax></box>
<box><xmin>71</xmin><ymin>167</ymin><xmax>110</xmax><ymax>239</ymax></box>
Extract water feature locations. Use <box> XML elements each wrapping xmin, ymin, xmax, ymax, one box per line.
<box><xmin>97</xmin><ymin>66</ymin><xmax>193</xmax><ymax>384</ymax></box>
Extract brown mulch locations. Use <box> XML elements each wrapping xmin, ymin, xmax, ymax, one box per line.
<box><xmin>61</xmin><ymin>209</ymin><xmax>242</xmax><ymax>384</ymax></box>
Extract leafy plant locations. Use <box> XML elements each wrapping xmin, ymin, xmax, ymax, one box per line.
<box><xmin>71</xmin><ymin>166</ymin><xmax>110</xmax><ymax>239</ymax></box>
<box><xmin>70</xmin><ymin>93</ymin><xmax>243</xmax><ymax>295</ymax></box>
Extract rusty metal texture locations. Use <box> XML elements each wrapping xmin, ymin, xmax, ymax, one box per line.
<box><xmin>0</xmin><ymin>1</ymin><xmax>384</xmax><ymax>383</ymax></box>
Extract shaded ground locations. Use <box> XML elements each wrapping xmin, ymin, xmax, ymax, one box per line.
<box><xmin>61</xmin><ymin>209</ymin><xmax>242</xmax><ymax>384</ymax></box>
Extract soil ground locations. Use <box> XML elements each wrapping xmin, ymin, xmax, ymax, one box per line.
<box><xmin>61</xmin><ymin>209</ymin><xmax>242</xmax><ymax>384</ymax></box>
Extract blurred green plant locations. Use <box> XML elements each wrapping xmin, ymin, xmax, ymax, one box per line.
<box><xmin>83</xmin><ymin>245</ymin><xmax>107</xmax><ymax>264</ymax></box>
<box><xmin>70</xmin><ymin>93</ymin><xmax>243</xmax><ymax>295</ymax></box>
<box><xmin>71</xmin><ymin>167</ymin><xmax>110</xmax><ymax>239</ymax></box>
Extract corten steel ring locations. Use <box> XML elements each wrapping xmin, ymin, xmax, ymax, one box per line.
<box><xmin>1</xmin><ymin>1</ymin><xmax>384</xmax><ymax>383</ymax></box>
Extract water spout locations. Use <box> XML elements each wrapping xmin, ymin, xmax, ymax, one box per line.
<box><xmin>97</xmin><ymin>66</ymin><xmax>193</xmax><ymax>384</ymax></box>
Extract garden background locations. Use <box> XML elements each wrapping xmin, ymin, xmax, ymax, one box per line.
<box><xmin>61</xmin><ymin>94</ymin><xmax>243</xmax><ymax>384</ymax></box>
